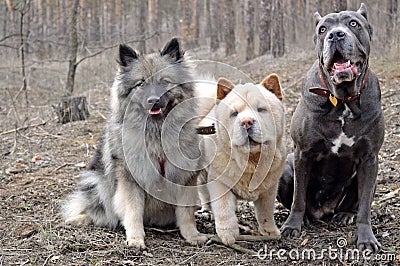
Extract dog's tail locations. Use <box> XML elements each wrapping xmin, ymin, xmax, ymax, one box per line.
<box><xmin>277</xmin><ymin>153</ymin><xmax>294</xmax><ymax>210</ymax></box>
<box><xmin>61</xmin><ymin>139</ymin><xmax>119</xmax><ymax>229</ymax></box>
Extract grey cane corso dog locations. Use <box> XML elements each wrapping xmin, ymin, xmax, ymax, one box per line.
<box><xmin>278</xmin><ymin>3</ymin><xmax>384</xmax><ymax>252</ymax></box>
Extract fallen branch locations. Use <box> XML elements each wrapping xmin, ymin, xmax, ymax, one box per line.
<box><xmin>0</xmin><ymin>121</ymin><xmax>47</xmax><ymax>136</ymax></box>
<box><xmin>376</xmin><ymin>189</ymin><xmax>399</xmax><ymax>203</ymax></box>
<box><xmin>206</xmin><ymin>234</ymin><xmax>280</xmax><ymax>255</ymax></box>
<box><xmin>48</xmin><ymin>163</ymin><xmax>73</xmax><ymax>175</ymax></box>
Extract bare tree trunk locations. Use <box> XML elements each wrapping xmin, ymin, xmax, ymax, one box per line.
<box><xmin>80</xmin><ymin>0</ymin><xmax>88</xmax><ymax>50</ymax></box>
<box><xmin>2</xmin><ymin>1</ymin><xmax>7</xmax><ymax>37</ymax></box>
<box><xmin>209</xmin><ymin>0</ymin><xmax>219</xmax><ymax>51</ymax></box>
<box><xmin>148</xmin><ymin>0</ymin><xmax>159</xmax><ymax>49</ymax></box>
<box><xmin>259</xmin><ymin>0</ymin><xmax>271</xmax><ymax>55</ymax></box>
<box><xmin>45</xmin><ymin>0</ymin><xmax>52</xmax><ymax>36</ymax></box>
<box><xmin>182</xmin><ymin>0</ymin><xmax>195</xmax><ymax>48</ymax></box>
<box><xmin>386</xmin><ymin>0</ymin><xmax>398</xmax><ymax>49</ymax></box>
<box><xmin>137</xmin><ymin>0</ymin><xmax>146</xmax><ymax>53</ymax></box>
<box><xmin>56</xmin><ymin>0</ymin><xmax>90</xmax><ymax>124</ymax></box>
<box><xmin>194</xmin><ymin>0</ymin><xmax>201</xmax><ymax>46</ymax></box>
<box><xmin>115</xmin><ymin>0</ymin><xmax>123</xmax><ymax>41</ymax></box>
<box><xmin>18</xmin><ymin>0</ymin><xmax>30</xmax><ymax>107</ymax></box>
<box><xmin>204</xmin><ymin>0</ymin><xmax>211</xmax><ymax>47</ymax></box>
<box><xmin>245</xmin><ymin>0</ymin><xmax>255</xmax><ymax>60</ymax></box>
<box><xmin>65</xmin><ymin>0</ymin><xmax>79</xmax><ymax>96</ymax></box>
<box><xmin>91</xmin><ymin>0</ymin><xmax>101</xmax><ymax>43</ymax></box>
<box><xmin>332</xmin><ymin>0</ymin><xmax>347</xmax><ymax>12</ymax></box>
<box><xmin>224</xmin><ymin>0</ymin><xmax>236</xmax><ymax>56</ymax></box>
<box><xmin>53</xmin><ymin>96</ymin><xmax>89</xmax><ymax>124</ymax></box>
<box><xmin>271</xmin><ymin>0</ymin><xmax>284</xmax><ymax>58</ymax></box>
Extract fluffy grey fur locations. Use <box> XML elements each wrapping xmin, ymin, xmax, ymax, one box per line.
<box><xmin>62</xmin><ymin>38</ymin><xmax>207</xmax><ymax>249</ymax></box>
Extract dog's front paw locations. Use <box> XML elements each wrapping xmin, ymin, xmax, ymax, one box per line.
<box><xmin>65</xmin><ymin>214</ymin><xmax>92</xmax><ymax>226</ymax></box>
<box><xmin>126</xmin><ymin>237</ymin><xmax>146</xmax><ymax>250</ymax></box>
<box><xmin>357</xmin><ymin>224</ymin><xmax>381</xmax><ymax>253</ymax></box>
<box><xmin>259</xmin><ymin>223</ymin><xmax>281</xmax><ymax>238</ymax></box>
<box><xmin>185</xmin><ymin>233</ymin><xmax>208</xmax><ymax>246</ymax></box>
<box><xmin>280</xmin><ymin>223</ymin><xmax>301</xmax><ymax>238</ymax></box>
<box><xmin>216</xmin><ymin>226</ymin><xmax>239</xmax><ymax>246</ymax></box>
<box><xmin>333</xmin><ymin>212</ymin><xmax>356</xmax><ymax>226</ymax></box>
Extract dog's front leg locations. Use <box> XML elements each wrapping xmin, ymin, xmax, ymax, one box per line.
<box><xmin>175</xmin><ymin>206</ymin><xmax>208</xmax><ymax>245</ymax></box>
<box><xmin>113</xmin><ymin>175</ymin><xmax>146</xmax><ymax>249</ymax></box>
<box><xmin>254</xmin><ymin>183</ymin><xmax>280</xmax><ymax>237</ymax></box>
<box><xmin>281</xmin><ymin>149</ymin><xmax>312</xmax><ymax>238</ymax></box>
<box><xmin>356</xmin><ymin>153</ymin><xmax>380</xmax><ymax>253</ymax></box>
<box><xmin>208</xmin><ymin>181</ymin><xmax>239</xmax><ymax>246</ymax></box>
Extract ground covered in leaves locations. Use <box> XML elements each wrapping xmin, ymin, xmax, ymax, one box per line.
<box><xmin>0</xmin><ymin>50</ymin><xmax>399</xmax><ymax>265</ymax></box>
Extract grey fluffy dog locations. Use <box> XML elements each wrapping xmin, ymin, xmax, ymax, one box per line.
<box><xmin>62</xmin><ymin>38</ymin><xmax>207</xmax><ymax>249</ymax></box>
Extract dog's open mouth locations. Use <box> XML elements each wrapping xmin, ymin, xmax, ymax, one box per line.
<box><xmin>327</xmin><ymin>51</ymin><xmax>360</xmax><ymax>85</ymax></box>
<box><xmin>149</xmin><ymin>108</ymin><xmax>163</xmax><ymax>115</ymax></box>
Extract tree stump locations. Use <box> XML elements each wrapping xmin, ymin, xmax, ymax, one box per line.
<box><xmin>53</xmin><ymin>96</ymin><xmax>90</xmax><ymax>124</ymax></box>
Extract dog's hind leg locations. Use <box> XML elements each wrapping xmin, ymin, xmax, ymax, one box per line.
<box><xmin>277</xmin><ymin>153</ymin><xmax>294</xmax><ymax>209</ymax></box>
<box><xmin>332</xmin><ymin>177</ymin><xmax>359</xmax><ymax>226</ymax></box>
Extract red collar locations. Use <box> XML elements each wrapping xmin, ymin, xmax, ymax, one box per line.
<box><xmin>309</xmin><ymin>65</ymin><xmax>369</xmax><ymax>104</ymax></box>
<box><xmin>158</xmin><ymin>157</ymin><xmax>166</xmax><ymax>177</ymax></box>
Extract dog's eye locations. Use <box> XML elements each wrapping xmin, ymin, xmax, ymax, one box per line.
<box><xmin>133</xmin><ymin>80</ymin><xmax>144</xmax><ymax>88</ymax></box>
<box><xmin>161</xmin><ymin>78</ymin><xmax>172</xmax><ymax>85</ymax></box>
<box><xmin>257</xmin><ymin>107</ymin><xmax>267</xmax><ymax>113</ymax></box>
<box><xmin>231</xmin><ymin>111</ymin><xmax>238</xmax><ymax>118</ymax></box>
<box><xmin>318</xmin><ymin>26</ymin><xmax>327</xmax><ymax>34</ymax></box>
<box><xmin>349</xmin><ymin>20</ymin><xmax>359</xmax><ymax>28</ymax></box>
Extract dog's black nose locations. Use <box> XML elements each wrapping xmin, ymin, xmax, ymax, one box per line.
<box><xmin>147</xmin><ymin>96</ymin><xmax>160</xmax><ymax>105</ymax></box>
<box><xmin>328</xmin><ymin>30</ymin><xmax>346</xmax><ymax>41</ymax></box>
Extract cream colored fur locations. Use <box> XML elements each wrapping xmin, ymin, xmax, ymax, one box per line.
<box><xmin>196</xmin><ymin>74</ymin><xmax>286</xmax><ymax>246</ymax></box>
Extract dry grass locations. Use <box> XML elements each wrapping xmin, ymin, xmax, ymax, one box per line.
<box><xmin>0</xmin><ymin>48</ymin><xmax>399</xmax><ymax>265</ymax></box>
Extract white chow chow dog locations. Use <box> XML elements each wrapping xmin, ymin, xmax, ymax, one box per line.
<box><xmin>197</xmin><ymin>74</ymin><xmax>286</xmax><ymax>246</ymax></box>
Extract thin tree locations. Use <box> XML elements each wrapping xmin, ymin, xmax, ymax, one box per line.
<box><xmin>182</xmin><ymin>0</ymin><xmax>195</xmax><ymax>48</ymax></box>
<box><xmin>271</xmin><ymin>0</ymin><xmax>284</xmax><ymax>58</ymax></box>
<box><xmin>245</xmin><ymin>0</ymin><xmax>255</xmax><ymax>60</ymax></box>
<box><xmin>148</xmin><ymin>0</ymin><xmax>159</xmax><ymax>49</ymax></box>
<box><xmin>209</xmin><ymin>0</ymin><xmax>219</xmax><ymax>52</ymax></box>
<box><xmin>17</xmin><ymin>0</ymin><xmax>30</xmax><ymax>107</ymax></box>
<box><xmin>224</xmin><ymin>0</ymin><xmax>236</xmax><ymax>56</ymax></box>
<box><xmin>332</xmin><ymin>0</ymin><xmax>347</xmax><ymax>13</ymax></box>
<box><xmin>259</xmin><ymin>0</ymin><xmax>271</xmax><ymax>55</ymax></box>
<box><xmin>65</xmin><ymin>0</ymin><xmax>79</xmax><ymax>96</ymax></box>
<box><xmin>137</xmin><ymin>0</ymin><xmax>147</xmax><ymax>53</ymax></box>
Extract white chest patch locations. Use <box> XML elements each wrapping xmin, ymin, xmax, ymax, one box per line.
<box><xmin>338</xmin><ymin>104</ymin><xmax>353</xmax><ymax>127</ymax></box>
<box><xmin>331</xmin><ymin>132</ymin><xmax>355</xmax><ymax>154</ymax></box>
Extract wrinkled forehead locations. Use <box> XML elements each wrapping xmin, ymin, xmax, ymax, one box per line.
<box><xmin>319</xmin><ymin>11</ymin><xmax>366</xmax><ymax>27</ymax></box>
<box><xmin>223</xmin><ymin>84</ymin><xmax>266</xmax><ymax>108</ymax></box>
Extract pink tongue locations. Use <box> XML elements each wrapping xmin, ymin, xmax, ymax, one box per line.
<box><xmin>334</xmin><ymin>62</ymin><xmax>348</xmax><ymax>70</ymax></box>
<box><xmin>149</xmin><ymin>108</ymin><xmax>162</xmax><ymax>115</ymax></box>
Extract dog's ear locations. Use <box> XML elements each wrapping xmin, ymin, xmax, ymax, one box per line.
<box><xmin>160</xmin><ymin>38</ymin><xmax>184</xmax><ymax>62</ymax></box>
<box><xmin>313</xmin><ymin>12</ymin><xmax>322</xmax><ymax>45</ymax></box>
<box><xmin>260</xmin><ymin>74</ymin><xmax>283</xmax><ymax>101</ymax></box>
<box><xmin>314</xmin><ymin>12</ymin><xmax>322</xmax><ymax>26</ymax></box>
<box><xmin>357</xmin><ymin>3</ymin><xmax>373</xmax><ymax>39</ymax></box>
<box><xmin>357</xmin><ymin>3</ymin><xmax>368</xmax><ymax>20</ymax></box>
<box><xmin>118</xmin><ymin>44</ymin><xmax>139</xmax><ymax>67</ymax></box>
<box><xmin>217</xmin><ymin>77</ymin><xmax>235</xmax><ymax>100</ymax></box>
